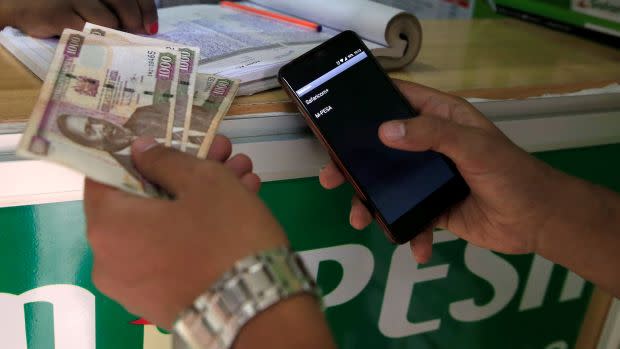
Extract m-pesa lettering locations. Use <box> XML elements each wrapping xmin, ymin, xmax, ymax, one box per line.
<box><xmin>315</xmin><ymin>105</ymin><xmax>333</xmax><ymax>119</ymax></box>
<box><xmin>0</xmin><ymin>232</ymin><xmax>586</xmax><ymax>348</ymax></box>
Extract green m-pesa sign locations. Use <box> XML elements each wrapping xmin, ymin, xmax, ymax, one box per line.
<box><xmin>1</xmin><ymin>143</ymin><xmax>619</xmax><ymax>349</ymax></box>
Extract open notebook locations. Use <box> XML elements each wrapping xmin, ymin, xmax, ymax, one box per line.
<box><xmin>0</xmin><ymin>0</ymin><xmax>421</xmax><ymax>95</ymax></box>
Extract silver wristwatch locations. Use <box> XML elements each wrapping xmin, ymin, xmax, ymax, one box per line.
<box><xmin>173</xmin><ymin>246</ymin><xmax>321</xmax><ymax>349</ymax></box>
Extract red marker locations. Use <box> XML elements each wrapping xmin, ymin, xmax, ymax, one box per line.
<box><xmin>220</xmin><ymin>1</ymin><xmax>322</xmax><ymax>32</ymax></box>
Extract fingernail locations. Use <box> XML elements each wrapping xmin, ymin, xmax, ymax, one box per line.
<box><xmin>381</xmin><ymin>121</ymin><xmax>406</xmax><ymax>141</ymax></box>
<box><xmin>148</xmin><ymin>22</ymin><xmax>159</xmax><ymax>35</ymax></box>
<box><xmin>133</xmin><ymin>137</ymin><xmax>158</xmax><ymax>153</ymax></box>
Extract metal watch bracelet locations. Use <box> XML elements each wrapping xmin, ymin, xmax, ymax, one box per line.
<box><xmin>173</xmin><ymin>246</ymin><xmax>321</xmax><ymax>349</ymax></box>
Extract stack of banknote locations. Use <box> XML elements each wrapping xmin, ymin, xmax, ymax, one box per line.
<box><xmin>17</xmin><ymin>24</ymin><xmax>239</xmax><ymax>198</ymax></box>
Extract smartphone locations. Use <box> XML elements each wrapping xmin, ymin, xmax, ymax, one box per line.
<box><xmin>278</xmin><ymin>31</ymin><xmax>470</xmax><ymax>244</ymax></box>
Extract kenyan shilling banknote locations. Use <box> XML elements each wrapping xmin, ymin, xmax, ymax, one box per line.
<box><xmin>186</xmin><ymin>73</ymin><xmax>239</xmax><ymax>159</ymax></box>
<box><xmin>83</xmin><ymin>22</ymin><xmax>199</xmax><ymax>149</ymax></box>
<box><xmin>17</xmin><ymin>29</ymin><xmax>181</xmax><ymax>197</ymax></box>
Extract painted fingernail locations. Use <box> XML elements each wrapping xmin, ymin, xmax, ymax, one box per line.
<box><xmin>148</xmin><ymin>22</ymin><xmax>159</xmax><ymax>35</ymax></box>
<box><xmin>133</xmin><ymin>137</ymin><xmax>158</xmax><ymax>153</ymax></box>
<box><xmin>381</xmin><ymin>121</ymin><xmax>406</xmax><ymax>141</ymax></box>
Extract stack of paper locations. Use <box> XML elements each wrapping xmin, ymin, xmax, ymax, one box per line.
<box><xmin>0</xmin><ymin>0</ymin><xmax>423</xmax><ymax>95</ymax></box>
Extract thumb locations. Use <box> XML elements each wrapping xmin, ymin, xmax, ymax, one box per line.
<box><xmin>378</xmin><ymin>115</ymin><xmax>490</xmax><ymax>169</ymax></box>
<box><xmin>131</xmin><ymin>137</ymin><xmax>197</xmax><ymax>196</ymax></box>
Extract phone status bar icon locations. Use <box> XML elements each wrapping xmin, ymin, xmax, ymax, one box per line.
<box><xmin>336</xmin><ymin>50</ymin><xmax>361</xmax><ymax>66</ymax></box>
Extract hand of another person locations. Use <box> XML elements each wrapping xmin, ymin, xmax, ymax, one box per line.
<box><xmin>1</xmin><ymin>0</ymin><xmax>158</xmax><ymax>38</ymax></box>
<box><xmin>319</xmin><ymin>80</ymin><xmax>569</xmax><ymax>263</ymax></box>
<box><xmin>85</xmin><ymin>135</ymin><xmax>337</xmax><ymax>348</ymax></box>
<box><xmin>84</xmin><ymin>135</ymin><xmax>288</xmax><ymax>327</ymax></box>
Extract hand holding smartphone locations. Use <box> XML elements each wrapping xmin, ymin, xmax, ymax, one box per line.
<box><xmin>278</xmin><ymin>31</ymin><xmax>470</xmax><ymax>244</ymax></box>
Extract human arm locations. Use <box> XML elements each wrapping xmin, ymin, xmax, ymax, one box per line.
<box><xmin>535</xmin><ymin>171</ymin><xmax>620</xmax><ymax>296</ymax></box>
<box><xmin>0</xmin><ymin>1</ymin><xmax>16</xmax><ymax>29</ymax></box>
<box><xmin>84</xmin><ymin>136</ymin><xmax>336</xmax><ymax>349</ymax></box>
<box><xmin>1</xmin><ymin>0</ymin><xmax>158</xmax><ymax>38</ymax></box>
<box><xmin>320</xmin><ymin>80</ymin><xmax>620</xmax><ymax>297</ymax></box>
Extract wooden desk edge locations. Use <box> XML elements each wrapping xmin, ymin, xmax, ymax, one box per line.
<box><xmin>227</xmin><ymin>79</ymin><xmax>620</xmax><ymax>118</ymax></box>
<box><xmin>576</xmin><ymin>288</ymin><xmax>614</xmax><ymax>349</ymax></box>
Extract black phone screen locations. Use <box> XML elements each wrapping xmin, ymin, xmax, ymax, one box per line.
<box><xmin>280</xmin><ymin>31</ymin><xmax>467</xmax><ymax>239</ymax></box>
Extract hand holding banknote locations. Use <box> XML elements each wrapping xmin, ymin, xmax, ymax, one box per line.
<box><xmin>0</xmin><ymin>0</ymin><xmax>158</xmax><ymax>38</ymax></box>
<box><xmin>83</xmin><ymin>140</ymin><xmax>335</xmax><ymax>349</ymax></box>
<box><xmin>18</xmin><ymin>26</ymin><xmax>240</xmax><ymax>198</ymax></box>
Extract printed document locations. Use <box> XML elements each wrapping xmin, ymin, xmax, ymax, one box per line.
<box><xmin>0</xmin><ymin>1</ymin><xmax>421</xmax><ymax>94</ymax></box>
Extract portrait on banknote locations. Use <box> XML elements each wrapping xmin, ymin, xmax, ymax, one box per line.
<box><xmin>18</xmin><ymin>28</ymin><xmax>237</xmax><ymax>197</ymax></box>
<box><xmin>56</xmin><ymin>103</ymin><xmax>173</xmax><ymax>181</ymax></box>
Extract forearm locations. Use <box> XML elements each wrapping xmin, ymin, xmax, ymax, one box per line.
<box><xmin>0</xmin><ymin>3</ymin><xmax>16</xmax><ymax>29</ymax></box>
<box><xmin>235</xmin><ymin>295</ymin><xmax>337</xmax><ymax>349</ymax></box>
<box><xmin>537</xmin><ymin>172</ymin><xmax>620</xmax><ymax>297</ymax></box>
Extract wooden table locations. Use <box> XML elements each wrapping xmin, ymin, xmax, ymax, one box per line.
<box><xmin>233</xmin><ymin>18</ymin><xmax>620</xmax><ymax>111</ymax></box>
<box><xmin>1</xmin><ymin>18</ymin><xmax>619</xmax><ymax>122</ymax></box>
